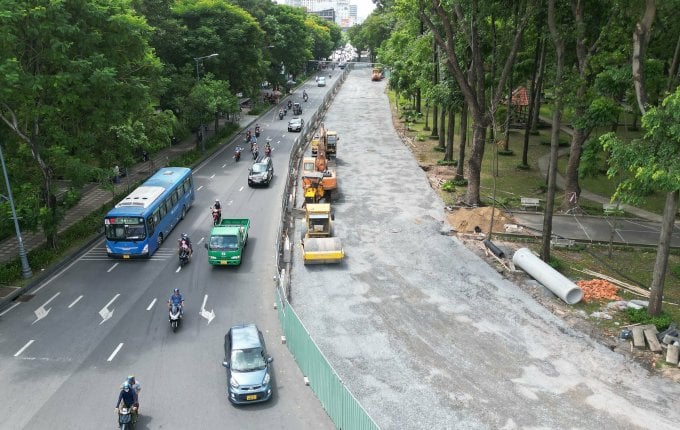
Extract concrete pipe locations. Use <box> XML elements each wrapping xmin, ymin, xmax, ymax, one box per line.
<box><xmin>512</xmin><ymin>247</ymin><xmax>583</xmax><ymax>305</ymax></box>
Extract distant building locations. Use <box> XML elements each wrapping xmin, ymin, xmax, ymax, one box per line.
<box><xmin>284</xmin><ymin>0</ymin><xmax>354</xmax><ymax>28</ymax></box>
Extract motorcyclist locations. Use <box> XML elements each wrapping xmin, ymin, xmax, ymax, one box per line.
<box><xmin>264</xmin><ymin>139</ymin><xmax>272</xmax><ymax>156</ymax></box>
<box><xmin>179</xmin><ymin>233</ymin><xmax>192</xmax><ymax>256</ymax></box>
<box><xmin>211</xmin><ymin>200</ymin><xmax>221</xmax><ymax>225</ymax></box>
<box><xmin>252</xmin><ymin>143</ymin><xmax>259</xmax><ymax>160</ymax></box>
<box><xmin>287</xmin><ymin>100</ymin><xmax>292</xmax><ymax>110</ymax></box>
<box><xmin>121</xmin><ymin>375</ymin><xmax>141</xmax><ymax>396</ymax></box>
<box><xmin>168</xmin><ymin>288</ymin><xmax>184</xmax><ymax>316</ymax></box>
<box><xmin>115</xmin><ymin>382</ymin><xmax>138</xmax><ymax>424</ymax></box>
<box><xmin>234</xmin><ymin>145</ymin><xmax>242</xmax><ymax>160</ymax></box>
<box><xmin>303</xmin><ymin>90</ymin><xmax>308</xmax><ymax>102</ymax></box>
<box><xmin>254</xmin><ymin>124</ymin><xmax>261</xmax><ymax>137</ymax></box>
<box><xmin>278</xmin><ymin>108</ymin><xmax>284</xmax><ymax>119</ymax></box>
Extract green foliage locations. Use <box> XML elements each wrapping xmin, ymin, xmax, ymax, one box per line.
<box><xmin>548</xmin><ymin>256</ymin><xmax>563</xmax><ymax>271</ymax></box>
<box><xmin>626</xmin><ymin>307</ymin><xmax>673</xmax><ymax>331</ymax></box>
<box><xmin>441</xmin><ymin>180</ymin><xmax>456</xmax><ymax>192</ymax></box>
<box><xmin>498</xmin><ymin>149</ymin><xmax>514</xmax><ymax>156</ymax></box>
<box><xmin>61</xmin><ymin>189</ymin><xmax>82</xmax><ymax>209</ymax></box>
<box><xmin>516</xmin><ymin>163</ymin><xmax>530</xmax><ymax>170</ymax></box>
<box><xmin>437</xmin><ymin>160</ymin><xmax>458</xmax><ymax>167</ymax></box>
<box><xmin>452</xmin><ymin>178</ymin><xmax>468</xmax><ymax>187</ymax></box>
<box><xmin>671</xmin><ymin>264</ymin><xmax>680</xmax><ymax>279</ymax></box>
<box><xmin>540</xmin><ymin>138</ymin><xmax>569</xmax><ymax>147</ymax></box>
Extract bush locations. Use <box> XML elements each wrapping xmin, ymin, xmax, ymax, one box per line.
<box><xmin>516</xmin><ymin>163</ymin><xmax>530</xmax><ymax>170</ymax></box>
<box><xmin>540</xmin><ymin>138</ymin><xmax>570</xmax><ymax>147</ymax></box>
<box><xmin>498</xmin><ymin>149</ymin><xmax>514</xmax><ymax>156</ymax></box>
<box><xmin>61</xmin><ymin>188</ymin><xmax>81</xmax><ymax>209</ymax></box>
<box><xmin>452</xmin><ymin>178</ymin><xmax>468</xmax><ymax>186</ymax></box>
<box><xmin>548</xmin><ymin>256</ymin><xmax>563</xmax><ymax>270</ymax></box>
<box><xmin>437</xmin><ymin>159</ymin><xmax>458</xmax><ymax>167</ymax></box>
<box><xmin>671</xmin><ymin>264</ymin><xmax>680</xmax><ymax>279</ymax></box>
<box><xmin>626</xmin><ymin>307</ymin><xmax>674</xmax><ymax>331</ymax></box>
<box><xmin>441</xmin><ymin>180</ymin><xmax>456</xmax><ymax>192</ymax></box>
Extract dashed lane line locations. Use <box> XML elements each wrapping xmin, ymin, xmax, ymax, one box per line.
<box><xmin>146</xmin><ymin>298</ymin><xmax>157</xmax><ymax>311</ymax></box>
<box><xmin>68</xmin><ymin>295</ymin><xmax>83</xmax><ymax>308</ymax></box>
<box><xmin>107</xmin><ymin>343</ymin><xmax>124</xmax><ymax>362</ymax></box>
<box><xmin>14</xmin><ymin>340</ymin><xmax>35</xmax><ymax>357</ymax></box>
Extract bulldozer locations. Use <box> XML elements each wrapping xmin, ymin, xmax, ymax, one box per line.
<box><xmin>300</xmin><ymin>203</ymin><xmax>344</xmax><ymax>264</ymax></box>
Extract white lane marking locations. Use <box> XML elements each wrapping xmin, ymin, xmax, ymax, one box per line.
<box><xmin>33</xmin><ymin>259</ymin><xmax>79</xmax><ymax>294</ymax></box>
<box><xmin>32</xmin><ymin>292</ymin><xmax>61</xmax><ymax>324</ymax></box>
<box><xmin>175</xmin><ymin>265</ymin><xmax>181</xmax><ymax>273</ymax></box>
<box><xmin>99</xmin><ymin>293</ymin><xmax>120</xmax><ymax>325</ymax></box>
<box><xmin>199</xmin><ymin>294</ymin><xmax>215</xmax><ymax>324</ymax></box>
<box><xmin>146</xmin><ymin>298</ymin><xmax>157</xmax><ymax>311</ymax></box>
<box><xmin>228</xmin><ymin>199</ymin><xmax>234</xmax><ymax>206</ymax></box>
<box><xmin>239</xmin><ymin>186</ymin><xmax>244</xmax><ymax>192</ymax></box>
<box><xmin>222</xmin><ymin>163</ymin><xmax>227</xmax><ymax>168</ymax></box>
<box><xmin>0</xmin><ymin>302</ymin><xmax>20</xmax><ymax>317</ymax></box>
<box><xmin>210</xmin><ymin>174</ymin><xmax>215</xmax><ymax>179</ymax></box>
<box><xmin>107</xmin><ymin>262</ymin><xmax>119</xmax><ymax>273</ymax></box>
<box><xmin>107</xmin><ymin>343</ymin><xmax>124</xmax><ymax>361</ymax></box>
<box><xmin>197</xmin><ymin>185</ymin><xmax>204</xmax><ymax>191</ymax></box>
<box><xmin>14</xmin><ymin>340</ymin><xmax>35</xmax><ymax>357</ymax></box>
<box><xmin>68</xmin><ymin>295</ymin><xmax>83</xmax><ymax>308</ymax></box>
<box><xmin>197</xmin><ymin>237</ymin><xmax>205</xmax><ymax>245</ymax></box>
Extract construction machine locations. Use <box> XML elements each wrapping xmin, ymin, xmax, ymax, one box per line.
<box><xmin>302</xmin><ymin>124</ymin><xmax>337</xmax><ymax>203</ymax></box>
<box><xmin>300</xmin><ymin>203</ymin><xmax>344</xmax><ymax>264</ymax></box>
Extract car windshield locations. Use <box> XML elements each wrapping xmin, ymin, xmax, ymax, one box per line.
<box><xmin>252</xmin><ymin>164</ymin><xmax>267</xmax><ymax>173</ymax></box>
<box><xmin>231</xmin><ymin>348</ymin><xmax>266</xmax><ymax>371</ymax></box>
<box><xmin>209</xmin><ymin>235</ymin><xmax>238</xmax><ymax>250</ymax></box>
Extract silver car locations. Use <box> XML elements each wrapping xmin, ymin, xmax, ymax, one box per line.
<box><xmin>287</xmin><ymin>117</ymin><xmax>304</xmax><ymax>132</ymax></box>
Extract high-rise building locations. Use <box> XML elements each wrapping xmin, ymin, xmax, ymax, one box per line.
<box><xmin>284</xmin><ymin>0</ymin><xmax>353</xmax><ymax>27</ymax></box>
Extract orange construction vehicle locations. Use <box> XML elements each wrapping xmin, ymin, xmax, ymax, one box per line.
<box><xmin>301</xmin><ymin>124</ymin><xmax>337</xmax><ymax>203</ymax></box>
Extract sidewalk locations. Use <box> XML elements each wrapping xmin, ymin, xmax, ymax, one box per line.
<box><xmin>0</xmin><ymin>114</ymin><xmax>259</xmax><ymax>268</ymax></box>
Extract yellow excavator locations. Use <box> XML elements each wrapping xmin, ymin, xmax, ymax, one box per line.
<box><xmin>301</xmin><ymin>124</ymin><xmax>336</xmax><ymax>203</ymax></box>
<box><xmin>300</xmin><ymin>203</ymin><xmax>344</xmax><ymax>264</ymax></box>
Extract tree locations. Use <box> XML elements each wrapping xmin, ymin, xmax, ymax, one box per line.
<box><xmin>417</xmin><ymin>0</ymin><xmax>532</xmax><ymax>206</ymax></box>
<box><xmin>0</xmin><ymin>0</ymin><xmax>161</xmax><ymax>247</ymax></box>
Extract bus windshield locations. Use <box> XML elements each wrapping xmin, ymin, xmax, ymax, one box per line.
<box><xmin>105</xmin><ymin>220</ymin><xmax>147</xmax><ymax>241</ymax></box>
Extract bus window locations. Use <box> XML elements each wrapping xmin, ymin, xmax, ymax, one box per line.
<box><xmin>147</xmin><ymin>217</ymin><xmax>155</xmax><ymax>235</ymax></box>
<box><xmin>177</xmin><ymin>185</ymin><xmax>185</xmax><ymax>197</ymax></box>
<box><xmin>159</xmin><ymin>200</ymin><xmax>167</xmax><ymax>218</ymax></box>
<box><xmin>170</xmin><ymin>192</ymin><xmax>177</xmax><ymax>206</ymax></box>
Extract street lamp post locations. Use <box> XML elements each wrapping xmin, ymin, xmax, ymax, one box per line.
<box><xmin>192</xmin><ymin>53</ymin><xmax>219</xmax><ymax>152</ymax></box>
<box><xmin>0</xmin><ymin>141</ymin><xmax>32</xmax><ymax>278</ymax></box>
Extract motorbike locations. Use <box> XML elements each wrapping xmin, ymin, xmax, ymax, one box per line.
<box><xmin>303</xmin><ymin>93</ymin><xmax>308</xmax><ymax>102</ymax></box>
<box><xmin>211</xmin><ymin>207</ymin><xmax>221</xmax><ymax>225</ymax></box>
<box><xmin>117</xmin><ymin>406</ymin><xmax>133</xmax><ymax>430</ymax></box>
<box><xmin>169</xmin><ymin>303</ymin><xmax>182</xmax><ymax>332</ymax></box>
<box><xmin>278</xmin><ymin>110</ymin><xmax>284</xmax><ymax>120</ymax></box>
<box><xmin>234</xmin><ymin>147</ymin><xmax>241</xmax><ymax>162</ymax></box>
<box><xmin>264</xmin><ymin>145</ymin><xmax>271</xmax><ymax>157</ymax></box>
<box><xmin>255</xmin><ymin>127</ymin><xmax>261</xmax><ymax>138</ymax></box>
<box><xmin>178</xmin><ymin>241</ymin><xmax>190</xmax><ymax>267</ymax></box>
<box><xmin>287</xmin><ymin>100</ymin><xmax>292</xmax><ymax>110</ymax></box>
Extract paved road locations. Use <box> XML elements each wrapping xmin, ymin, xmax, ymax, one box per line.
<box><xmin>0</xmin><ymin>78</ymin><xmax>337</xmax><ymax>429</ymax></box>
<box><xmin>289</xmin><ymin>64</ymin><xmax>680</xmax><ymax>429</ymax></box>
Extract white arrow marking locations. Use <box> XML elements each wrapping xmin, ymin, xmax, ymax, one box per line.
<box><xmin>107</xmin><ymin>343</ymin><xmax>124</xmax><ymax>361</ymax></box>
<box><xmin>68</xmin><ymin>295</ymin><xmax>83</xmax><ymax>308</ymax></box>
<box><xmin>14</xmin><ymin>340</ymin><xmax>35</xmax><ymax>357</ymax></box>
<box><xmin>146</xmin><ymin>298</ymin><xmax>157</xmax><ymax>311</ymax></box>
<box><xmin>32</xmin><ymin>292</ymin><xmax>60</xmax><ymax>324</ymax></box>
<box><xmin>99</xmin><ymin>293</ymin><xmax>120</xmax><ymax>325</ymax></box>
<box><xmin>199</xmin><ymin>294</ymin><xmax>215</xmax><ymax>325</ymax></box>
<box><xmin>175</xmin><ymin>265</ymin><xmax>181</xmax><ymax>273</ymax></box>
<box><xmin>107</xmin><ymin>263</ymin><xmax>119</xmax><ymax>273</ymax></box>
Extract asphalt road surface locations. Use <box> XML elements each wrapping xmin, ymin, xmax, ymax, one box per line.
<box><xmin>290</xmin><ymin>65</ymin><xmax>680</xmax><ymax>429</ymax></box>
<box><xmin>0</xmin><ymin>76</ymin><xmax>337</xmax><ymax>429</ymax></box>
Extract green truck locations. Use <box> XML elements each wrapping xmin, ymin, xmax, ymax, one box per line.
<box><xmin>205</xmin><ymin>219</ymin><xmax>250</xmax><ymax>266</ymax></box>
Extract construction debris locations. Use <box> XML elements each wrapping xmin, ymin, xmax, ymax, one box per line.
<box><xmin>575</xmin><ymin>279</ymin><xmax>621</xmax><ymax>303</ymax></box>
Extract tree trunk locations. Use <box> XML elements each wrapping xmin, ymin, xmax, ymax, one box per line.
<box><xmin>465</xmin><ymin>120</ymin><xmax>487</xmax><ymax>205</ymax></box>
<box><xmin>416</xmin><ymin>88</ymin><xmax>422</xmax><ymax>113</ymax></box>
<box><xmin>431</xmin><ymin>41</ymin><xmax>439</xmax><ymax>138</ymax></box>
<box><xmin>632</xmin><ymin>0</ymin><xmax>656</xmax><ymax>115</ymax></box>
<box><xmin>503</xmin><ymin>80</ymin><xmax>512</xmax><ymax>151</ymax></box>
<box><xmin>523</xmin><ymin>36</ymin><xmax>543</xmax><ymax>166</ymax></box>
<box><xmin>648</xmin><ymin>190</ymin><xmax>679</xmax><ymax>315</ymax></box>
<box><xmin>531</xmin><ymin>38</ymin><xmax>547</xmax><ymax>134</ymax></box>
<box><xmin>424</xmin><ymin>104</ymin><xmax>430</xmax><ymax>131</ymax></box>
<box><xmin>438</xmin><ymin>107</ymin><xmax>446</xmax><ymax>149</ymax></box>
<box><xmin>446</xmin><ymin>108</ymin><xmax>455</xmax><ymax>161</ymax></box>
<box><xmin>542</xmin><ymin>0</ymin><xmax>566</xmax><ymax>262</ymax></box>
<box><xmin>456</xmin><ymin>103</ymin><xmax>468</xmax><ymax>181</ymax></box>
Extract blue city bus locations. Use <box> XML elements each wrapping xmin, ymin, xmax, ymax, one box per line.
<box><xmin>105</xmin><ymin>167</ymin><xmax>195</xmax><ymax>258</ymax></box>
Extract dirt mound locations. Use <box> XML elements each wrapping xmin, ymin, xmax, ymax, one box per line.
<box><xmin>446</xmin><ymin>206</ymin><xmax>516</xmax><ymax>234</ymax></box>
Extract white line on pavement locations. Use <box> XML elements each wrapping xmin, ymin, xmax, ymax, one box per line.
<box><xmin>175</xmin><ymin>266</ymin><xmax>181</xmax><ymax>273</ymax></box>
<box><xmin>239</xmin><ymin>186</ymin><xmax>244</xmax><ymax>192</ymax></box>
<box><xmin>146</xmin><ymin>298</ymin><xmax>157</xmax><ymax>311</ymax></box>
<box><xmin>0</xmin><ymin>302</ymin><xmax>20</xmax><ymax>317</ymax></box>
<box><xmin>210</xmin><ymin>174</ymin><xmax>215</xmax><ymax>179</ymax></box>
<box><xmin>32</xmin><ymin>259</ymin><xmax>79</xmax><ymax>294</ymax></box>
<box><xmin>222</xmin><ymin>163</ymin><xmax>227</xmax><ymax>168</ymax></box>
<box><xmin>107</xmin><ymin>343</ymin><xmax>124</xmax><ymax>362</ymax></box>
<box><xmin>197</xmin><ymin>185</ymin><xmax>204</xmax><ymax>191</ymax></box>
<box><xmin>68</xmin><ymin>295</ymin><xmax>83</xmax><ymax>308</ymax></box>
<box><xmin>197</xmin><ymin>237</ymin><xmax>205</xmax><ymax>245</ymax></box>
<box><xmin>14</xmin><ymin>340</ymin><xmax>35</xmax><ymax>357</ymax></box>
<box><xmin>107</xmin><ymin>263</ymin><xmax>119</xmax><ymax>273</ymax></box>
<box><xmin>103</xmin><ymin>294</ymin><xmax>120</xmax><ymax>310</ymax></box>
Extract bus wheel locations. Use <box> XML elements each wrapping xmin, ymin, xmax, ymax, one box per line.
<box><xmin>181</xmin><ymin>205</ymin><xmax>187</xmax><ymax>220</ymax></box>
<box><xmin>157</xmin><ymin>233</ymin><xmax>163</xmax><ymax>247</ymax></box>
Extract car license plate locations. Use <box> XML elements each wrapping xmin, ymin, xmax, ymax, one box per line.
<box><xmin>123</xmin><ymin>255</ymin><xmax>130</xmax><ymax>259</ymax></box>
<box><xmin>220</xmin><ymin>261</ymin><xmax>228</xmax><ymax>265</ymax></box>
<box><xmin>246</xmin><ymin>394</ymin><xmax>257</xmax><ymax>401</ymax></box>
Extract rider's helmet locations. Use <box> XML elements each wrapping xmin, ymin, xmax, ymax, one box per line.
<box><xmin>174</xmin><ymin>288</ymin><xmax>180</xmax><ymax>294</ymax></box>
<box><xmin>123</xmin><ymin>382</ymin><xmax>130</xmax><ymax>391</ymax></box>
<box><xmin>127</xmin><ymin>375</ymin><xmax>135</xmax><ymax>383</ymax></box>
<box><xmin>181</xmin><ymin>233</ymin><xmax>188</xmax><ymax>240</ymax></box>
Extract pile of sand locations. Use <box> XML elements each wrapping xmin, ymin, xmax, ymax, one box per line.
<box><xmin>446</xmin><ymin>206</ymin><xmax>516</xmax><ymax>234</ymax></box>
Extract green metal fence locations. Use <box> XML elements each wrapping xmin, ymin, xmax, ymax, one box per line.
<box><xmin>276</xmin><ymin>286</ymin><xmax>379</xmax><ymax>430</ymax></box>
